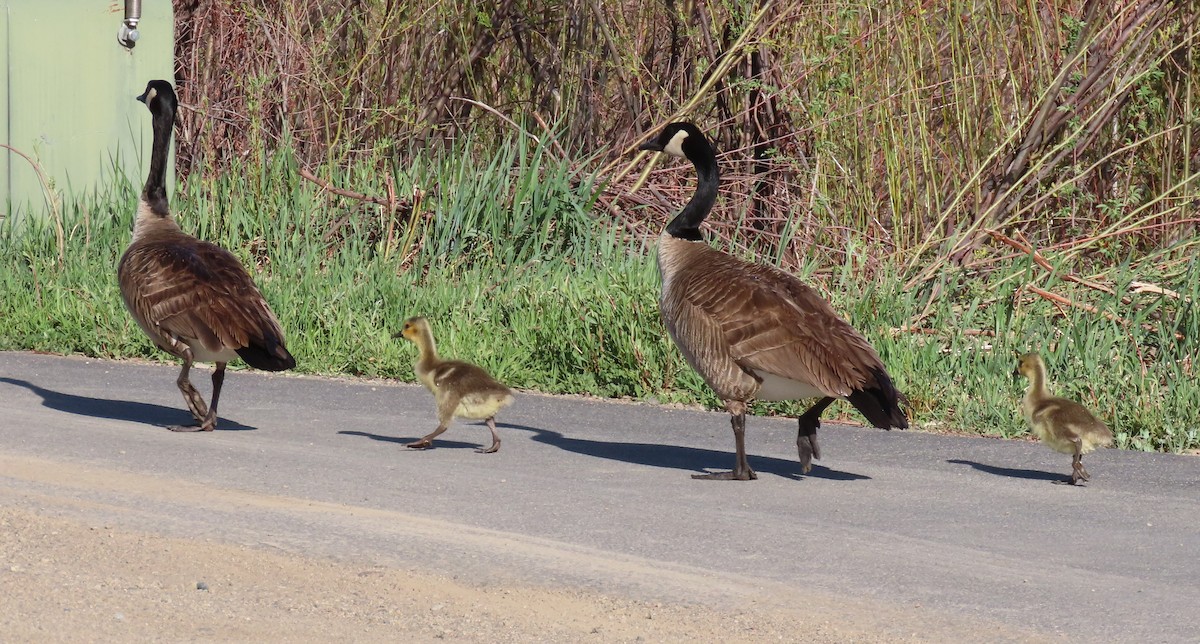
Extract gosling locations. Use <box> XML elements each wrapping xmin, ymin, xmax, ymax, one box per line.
<box><xmin>394</xmin><ymin>316</ymin><xmax>513</xmax><ymax>453</ymax></box>
<box><xmin>1016</xmin><ymin>353</ymin><xmax>1114</xmax><ymax>485</ymax></box>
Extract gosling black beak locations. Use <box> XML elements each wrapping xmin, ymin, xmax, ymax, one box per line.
<box><xmin>638</xmin><ymin>141</ymin><xmax>663</xmax><ymax>152</ymax></box>
<box><xmin>391</xmin><ymin>331</ymin><xmax>405</xmax><ymax>339</ymax></box>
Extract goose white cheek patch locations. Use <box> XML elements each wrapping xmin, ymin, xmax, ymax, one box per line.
<box><xmin>145</xmin><ymin>88</ymin><xmax>158</xmax><ymax>103</ymax></box>
<box><xmin>663</xmin><ymin>129</ymin><xmax>690</xmax><ymax>158</ymax></box>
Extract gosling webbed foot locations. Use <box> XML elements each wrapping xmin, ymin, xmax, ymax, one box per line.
<box><xmin>405</xmin><ymin>439</ymin><xmax>434</xmax><ymax>450</ymax></box>
<box><xmin>476</xmin><ymin>418</ymin><xmax>501</xmax><ymax>453</ymax></box>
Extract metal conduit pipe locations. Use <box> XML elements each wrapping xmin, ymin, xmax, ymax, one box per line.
<box><xmin>118</xmin><ymin>0</ymin><xmax>143</xmax><ymax>49</ymax></box>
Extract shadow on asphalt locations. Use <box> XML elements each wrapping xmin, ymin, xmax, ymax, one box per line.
<box><xmin>946</xmin><ymin>458</ymin><xmax>1065</xmax><ymax>482</ymax></box>
<box><xmin>0</xmin><ymin>377</ymin><xmax>256</xmax><ymax>431</ymax></box>
<box><xmin>498</xmin><ymin>422</ymin><xmax>870</xmax><ymax>481</ymax></box>
<box><xmin>337</xmin><ymin>430</ymin><xmax>480</xmax><ymax>451</ymax></box>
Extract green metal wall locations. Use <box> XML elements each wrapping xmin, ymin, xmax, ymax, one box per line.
<box><xmin>2</xmin><ymin>1</ymin><xmax>174</xmax><ymax>219</ymax></box>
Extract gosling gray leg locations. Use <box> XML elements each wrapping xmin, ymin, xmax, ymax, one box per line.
<box><xmin>1069</xmin><ymin>451</ymin><xmax>1089</xmax><ymax>485</ymax></box>
<box><xmin>407</xmin><ymin>424</ymin><xmax>450</xmax><ymax>450</ymax></box>
<box><xmin>1055</xmin><ymin>442</ymin><xmax>1088</xmax><ymax>485</ymax></box>
<box><xmin>476</xmin><ymin>417</ymin><xmax>501</xmax><ymax>454</ymax></box>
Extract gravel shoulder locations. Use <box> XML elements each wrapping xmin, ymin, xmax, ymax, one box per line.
<box><xmin>1</xmin><ymin>455</ymin><xmax>1004</xmax><ymax>644</ymax></box>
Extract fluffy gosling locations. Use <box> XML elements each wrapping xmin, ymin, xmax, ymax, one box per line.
<box><xmin>1016</xmin><ymin>353</ymin><xmax>1113</xmax><ymax>485</ymax></box>
<box><xmin>395</xmin><ymin>317</ymin><xmax>513</xmax><ymax>453</ymax></box>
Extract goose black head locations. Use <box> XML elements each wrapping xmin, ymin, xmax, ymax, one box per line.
<box><xmin>638</xmin><ymin>122</ymin><xmax>711</xmax><ymax>160</ymax></box>
<box><xmin>137</xmin><ymin>80</ymin><xmax>178</xmax><ymax>114</ymax></box>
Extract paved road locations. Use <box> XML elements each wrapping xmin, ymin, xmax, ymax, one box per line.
<box><xmin>1</xmin><ymin>351</ymin><xmax>1197</xmax><ymax>641</ymax></box>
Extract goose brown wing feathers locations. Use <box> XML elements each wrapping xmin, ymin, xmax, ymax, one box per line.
<box><xmin>665</xmin><ymin>241</ymin><xmax>886</xmax><ymax>398</ymax></box>
<box><xmin>119</xmin><ymin>233</ymin><xmax>293</xmax><ymax>370</ymax></box>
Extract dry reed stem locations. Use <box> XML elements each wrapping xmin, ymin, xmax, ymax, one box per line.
<box><xmin>297</xmin><ymin>166</ymin><xmax>389</xmax><ymax>207</ymax></box>
<box><xmin>986</xmin><ymin>229</ymin><xmax>1115</xmax><ymax>295</ymax></box>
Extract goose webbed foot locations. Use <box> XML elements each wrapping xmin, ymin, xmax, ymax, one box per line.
<box><xmin>167</xmin><ymin>420</ymin><xmax>215</xmax><ymax>432</ymax></box>
<box><xmin>697</xmin><ymin>405</ymin><xmax>757</xmax><ymax>480</ymax></box>
<box><xmin>797</xmin><ymin>420</ymin><xmax>823</xmax><ymax>475</ymax></box>
<box><xmin>692</xmin><ymin>468</ymin><xmax>757</xmax><ymax>481</ymax></box>
<box><xmin>168</xmin><ymin>409</ymin><xmax>217</xmax><ymax>432</ymax></box>
<box><xmin>796</xmin><ymin>398</ymin><xmax>832</xmax><ymax>474</ymax></box>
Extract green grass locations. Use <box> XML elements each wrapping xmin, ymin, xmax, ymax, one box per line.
<box><xmin>2</xmin><ymin>132</ymin><xmax>1198</xmax><ymax>453</ymax></box>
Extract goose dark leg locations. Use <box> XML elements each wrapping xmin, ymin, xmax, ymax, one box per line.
<box><xmin>797</xmin><ymin>397</ymin><xmax>834</xmax><ymax>474</ymax></box>
<box><xmin>476</xmin><ymin>417</ymin><xmax>501</xmax><ymax>454</ymax></box>
<box><xmin>198</xmin><ymin>362</ymin><xmax>226</xmax><ymax>431</ymax></box>
<box><xmin>169</xmin><ymin>353</ymin><xmax>212</xmax><ymax>432</ymax></box>
<box><xmin>694</xmin><ymin>400</ymin><xmax>756</xmax><ymax>480</ymax></box>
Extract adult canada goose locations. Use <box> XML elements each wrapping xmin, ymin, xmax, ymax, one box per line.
<box><xmin>118</xmin><ymin>80</ymin><xmax>295</xmax><ymax>432</ymax></box>
<box><xmin>1016</xmin><ymin>353</ymin><xmax>1113</xmax><ymax>485</ymax></box>
<box><xmin>638</xmin><ymin>122</ymin><xmax>907</xmax><ymax>480</ymax></box>
<box><xmin>395</xmin><ymin>316</ymin><xmax>513</xmax><ymax>453</ymax></box>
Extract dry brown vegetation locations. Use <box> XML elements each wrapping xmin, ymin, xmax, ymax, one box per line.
<box><xmin>172</xmin><ymin>0</ymin><xmax>1198</xmax><ymax>281</ymax></box>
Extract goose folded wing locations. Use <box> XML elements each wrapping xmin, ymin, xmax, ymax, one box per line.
<box><xmin>134</xmin><ymin>241</ymin><xmax>285</xmax><ymax>353</ymax></box>
<box><xmin>682</xmin><ymin>259</ymin><xmax>885</xmax><ymax>397</ymax></box>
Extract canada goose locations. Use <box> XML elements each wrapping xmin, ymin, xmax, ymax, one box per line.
<box><xmin>117</xmin><ymin>80</ymin><xmax>295</xmax><ymax>432</ymax></box>
<box><xmin>394</xmin><ymin>316</ymin><xmax>513</xmax><ymax>453</ymax></box>
<box><xmin>638</xmin><ymin>122</ymin><xmax>908</xmax><ymax>480</ymax></box>
<box><xmin>1016</xmin><ymin>353</ymin><xmax>1113</xmax><ymax>485</ymax></box>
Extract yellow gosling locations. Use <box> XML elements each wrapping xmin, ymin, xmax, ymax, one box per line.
<box><xmin>1016</xmin><ymin>353</ymin><xmax>1113</xmax><ymax>485</ymax></box>
<box><xmin>395</xmin><ymin>317</ymin><xmax>513</xmax><ymax>453</ymax></box>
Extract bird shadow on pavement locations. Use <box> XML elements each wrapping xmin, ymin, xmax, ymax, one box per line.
<box><xmin>337</xmin><ymin>430</ymin><xmax>480</xmax><ymax>451</ymax></box>
<box><xmin>0</xmin><ymin>377</ymin><xmax>255</xmax><ymax>431</ymax></box>
<box><xmin>946</xmin><ymin>459</ymin><xmax>1065</xmax><ymax>482</ymax></box>
<box><xmin>499</xmin><ymin>422</ymin><xmax>870</xmax><ymax>481</ymax></box>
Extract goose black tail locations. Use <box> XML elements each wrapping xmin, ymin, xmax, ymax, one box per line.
<box><xmin>237</xmin><ymin>339</ymin><xmax>296</xmax><ymax>372</ymax></box>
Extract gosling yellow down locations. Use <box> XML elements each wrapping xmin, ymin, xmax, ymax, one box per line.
<box><xmin>395</xmin><ymin>317</ymin><xmax>513</xmax><ymax>453</ymax></box>
<box><xmin>1016</xmin><ymin>353</ymin><xmax>1113</xmax><ymax>485</ymax></box>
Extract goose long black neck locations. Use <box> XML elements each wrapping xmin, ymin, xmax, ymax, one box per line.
<box><xmin>666</xmin><ymin>139</ymin><xmax>718</xmax><ymax>241</ymax></box>
<box><xmin>143</xmin><ymin>99</ymin><xmax>175</xmax><ymax>216</ymax></box>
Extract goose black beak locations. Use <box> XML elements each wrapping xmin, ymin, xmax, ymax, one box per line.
<box><xmin>136</xmin><ymin>90</ymin><xmax>149</xmax><ymax>104</ymax></box>
<box><xmin>638</xmin><ymin>141</ymin><xmax>663</xmax><ymax>152</ymax></box>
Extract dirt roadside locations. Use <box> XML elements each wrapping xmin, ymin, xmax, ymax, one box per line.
<box><xmin>2</xmin><ymin>502</ymin><xmax>929</xmax><ymax>643</ymax></box>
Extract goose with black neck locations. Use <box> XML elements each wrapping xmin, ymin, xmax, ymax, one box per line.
<box><xmin>118</xmin><ymin>80</ymin><xmax>296</xmax><ymax>432</ymax></box>
<box><xmin>639</xmin><ymin>122</ymin><xmax>908</xmax><ymax>480</ymax></box>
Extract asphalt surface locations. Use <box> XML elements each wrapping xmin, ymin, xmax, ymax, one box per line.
<box><xmin>1</xmin><ymin>350</ymin><xmax>1197</xmax><ymax>641</ymax></box>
